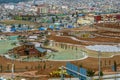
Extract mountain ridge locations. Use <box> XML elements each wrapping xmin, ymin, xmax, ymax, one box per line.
<box><xmin>0</xmin><ymin>0</ymin><xmax>29</xmax><ymax>4</ymax></box>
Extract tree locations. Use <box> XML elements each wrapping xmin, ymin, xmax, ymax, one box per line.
<box><xmin>14</xmin><ymin>64</ymin><xmax>15</xmax><ymax>72</ymax></box>
<box><xmin>12</xmin><ymin>25</ymin><xmax>15</xmax><ymax>28</ymax></box>
<box><xmin>52</xmin><ymin>17</ymin><xmax>55</xmax><ymax>23</ymax></box>
<box><xmin>56</xmin><ymin>16</ymin><xmax>59</xmax><ymax>20</ymax></box>
<box><xmin>79</xmin><ymin>64</ymin><xmax>83</xmax><ymax>68</ymax></box>
<box><xmin>87</xmin><ymin>69</ymin><xmax>95</xmax><ymax>77</ymax></box>
<box><xmin>0</xmin><ymin>64</ymin><xmax>2</xmax><ymax>72</ymax></box>
<box><xmin>72</xmin><ymin>46</ymin><xmax>74</xmax><ymax>50</ymax></box>
<box><xmin>66</xmin><ymin>16</ymin><xmax>70</xmax><ymax>20</ymax></box>
<box><xmin>109</xmin><ymin>60</ymin><xmax>111</xmax><ymax>65</ymax></box>
<box><xmin>18</xmin><ymin>24</ymin><xmax>21</xmax><ymax>28</ymax></box>
<box><xmin>60</xmin><ymin>20</ymin><xmax>62</xmax><ymax>23</ymax></box>
<box><xmin>7</xmin><ymin>64</ymin><xmax>10</xmax><ymax>71</ymax></box>
<box><xmin>72</xmin><ymin>13</ymin><xmax>75</xmax><ymax>17</ymax></box>
<box><xmin>76</xmin><ymin>46</ymin><xmax>78</xmax><ymax>51</ymax></box>
<box><xmin>100</xmin><ymin>71</ymin><xmax>103</xmax><ymax>77</ymax></box>
<box><xmin>28</xmin><ymin>17</ymin><xmax>32</xmax><ymax>21</ymax></box>
<box><xmin>25</xmin><ymin>66</ymin><xmax>28</xmax><ymax>70</ymax></box>
<box><xmin>104</xmin><ymin>60</ymin><xmax>106</xmax><ymax>66</ymax></box>
<box><xmin>38</xmin><ymin>64</ymin><xmax>41</xmax><ymax>70</ymax></box>
<box><xmin>11</xmin><ymin>42</ymin><xmax>17</xmax><ymax>46</ymax></box>
<box><xmin>65</xmin><ymin>45</ymin><xmax>67</xmax><ymax>50</ymax></box>
<box><xmin>43</xmin><ymin>63</ymin><xmax>46</xmax><ymax>70</ymax></box>
<box><xmin>18</xmin><ymin>35</ymin><xmax>22</xmax><ymax>39</ymax></box>
<box><xmin>113</xmin><ymin>61</ymin><xmax>117</xmax><ymax>72</ymax></box>
<box><xmin>43</xmin><ymin>39</ymin><xmax>50</xmax><ymax>46</ymax></box>
<box><xmin>76</xmin><ymin>12</ymin><xmax>79</xmax><ymax>18</ymax></box>
<box><xmin>87</xmin><ymin>69</ymin><xmax>95</xmax><ymax>80</ymax></box>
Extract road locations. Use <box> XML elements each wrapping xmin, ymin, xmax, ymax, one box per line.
<box><xmin>49</xmin><ymin>73</ymin><xmax>120</xmax><ymax>80</ymax></box>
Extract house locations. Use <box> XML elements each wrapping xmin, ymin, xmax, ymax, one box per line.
<box><xmin>0</xmin><ymin>35</ymin><xmax>7</xmax><ymax>40</ymax></box>
<box><xmin>28</xmin><ymin>36</ymin><xmax>38</xmax><ymax>41</ymax></box>
<box><xmin>37</xmin><ymin>4</ymin><xmax>49</xmax><ymax>14</ymax></box>
<box><xmin>13</xmin><ymin>42</ymin><xmax>47</xmax><ymax>57</ymax></box>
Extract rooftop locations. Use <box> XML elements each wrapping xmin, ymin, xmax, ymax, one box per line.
<box><xmin>35</xmin><ymin>47</ymin><xmax>47</xmax><ymax>53</ymax></box>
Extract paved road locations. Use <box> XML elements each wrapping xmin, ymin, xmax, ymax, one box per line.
<box><xmin>94</xmin><ymin>73</ymin><xmax>120</xmax><ymax>80</ymax></box>
<box><xmin>49</xmin><ymin>73</ymin><xmax>120</xmax><ymax>80</ymax></box>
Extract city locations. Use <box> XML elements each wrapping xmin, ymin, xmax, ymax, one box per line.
<box><xmin>0</xmin><ymin>0</ymin><xmax>120</xmax><ymax>80</ymax></box>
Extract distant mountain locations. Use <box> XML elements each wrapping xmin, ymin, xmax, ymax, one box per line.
<box><xmin>0</xmin><ymin>0</ymin><xmax>29</xmax><ymax>4</ymax></box>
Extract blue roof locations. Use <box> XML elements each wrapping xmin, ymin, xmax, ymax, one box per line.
<box><xmin>0</xmin><ymin>25</ymin><xmax>3</xmax><ymax>27</ymax></box>
<box><xmin>36</xmin><ymin>47</ymin><xmax>46</xmax><ymax>53</ymax></box>
<box><xmin>55</xmin><ymin>27</ymin><xmax>61</xmax><ymax>30</ymax></box>
<box><xmin>78</xmin><ymin>14</ymin><xmax>85</xmax><ymax>16</ymax></box>
<box><xmin>11</xmin><ymin>27</ymin><xmax>16</xmax><ymax>32</ymax></box>
<box><xmin>49</xmin><ymin>25</ymin><xmax>54</xmax><ymax>29</ymax></box>
<box><xmin>39</xmin><ymin>27</ymin><xmax>46</xmax><ymax>31</ymax></box>
<box><xmin>59</xmin><ymin>24</ymin><xmax>64</xmax><ymax>26</ymax></box>
<box><xmin>16</xmin><ymin>27</ymin><xmax>29</xmax><ymax>31</ymax></box>
<box><xmin>67</xmin><ymin>25</ymin><xmax>73</xmax><ymax>28</ymax></box>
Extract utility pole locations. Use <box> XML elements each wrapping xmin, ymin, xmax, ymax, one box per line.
<box><xmin>11</xmin><ymin>63</ymin><xmax>14</xmax><ymax>80</ymax></box>
<box><xmin>7</xmin><ymin>62</ymin><xmax>14</xmax><ymax>80</ymax></box>
<box><xmin>11</xmin><ymin>56</ymin><xmax>15</xmax><ymax>80</ymax></box>
<box><xmin>98</xmin><ymin>51</ymin><xmax>101</xmax><ymax>80</ymax></box>
<box><xmin>61</xmin><ymin>66</ymin><xmax>64</xmax><ymax>80</ymax></box>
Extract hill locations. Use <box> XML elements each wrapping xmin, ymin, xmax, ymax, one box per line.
<box><xmin>0</xmin><ymin>0</ymin><xmax>29</xmax><ymax>3</ymax></box>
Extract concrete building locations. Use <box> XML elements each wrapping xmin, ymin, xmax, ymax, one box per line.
<box><xmin>37</xmin><ymin>4</ymin><xmax>49</xmax><ymax>14</ymax></box>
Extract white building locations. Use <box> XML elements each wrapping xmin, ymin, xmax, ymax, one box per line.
<box><xmin>4</xmin><ymin>4</ymin><xmax>15</xmax><ymax>10</ymax></box>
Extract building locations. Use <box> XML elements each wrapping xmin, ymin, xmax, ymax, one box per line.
<box><xmin>94</xmin><ymin>14</ymin><xmax>120</xmax><ymax>23</ymax></box>
<box><xmin>94</xmin><ymin>15</ymin><xmax>102</xmax><ymax>23</ymax></box>
<box><xmin>13</xmin><ymin>43</ymin><xmax>47</xmax><ymax>57</ymax></box>
<box><xmin>37</xmin><ymin>4</ymin><xmax>49</xmax><ymax>14</ymax></box>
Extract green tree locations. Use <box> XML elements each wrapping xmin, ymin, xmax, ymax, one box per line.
<box><xmin>52</xmin><ymin>17</ymin><xmax>55</xmax><ymax>23</ymax></box>
<box><xmin>76</xmin><ymin>12</ymin><xmax>79</xmax><ymax>17</ymax></box>
<box><xmin>76</xmin><ymin>46</ymin><xmax>77</xmax><ymax>51</ymax></box>
<box><xmin>43</xmin><ymin>39</ymin><xmax>50</xmax><ymax>46</ymax></box>
<box><xmin>43</xmin><ymin>63</ymin><xmax>46</xmax><ymax>70</ymax></box>
<box><xmin>66</xmin><ymin>16</ymin><xmax>70</xmax><ymax>20</ymax></box>
<box><xmin>7</xmin><ymin>64</ymin><xmax>10</xmax><ymax>71</ymax></box>
<box><xmin>38</xmin><ymin>64</ymin><xmax>41</xmax><ymax>70</ymax></box>
<box><xmin>114</xmin><ymin>61</ymin><xmax>117</xmax><ymax>72</ymax></box>
<box><xmin>11</xmin><ymin>42</ymin><xmax>17</xmax><ymax>46</ymax></box>
<box><xmin>56</xmin><ymin>16</ymin><xmax>59</xmax><ymax>19</ymax></box>
<box><xmin>100</xmin><ymin>71</ymin><xmax>103</xmax><ymax>77</ymax></box>
<box><xmin>18</xmin><ymin>24</ymin><xmax>21</xmax><ymax>28</ymax></box>
<box><xmin>72</xmin><ymin>46</ymin><xmax>74</xmax><ymax>50</ymax></box>
<box><xmin>87</xmin><ymin>69</ymin><xmax>95</xmax><ymax>80</ymax></box>
<box><xmin>72</xmin><ymin>13</ymin><xmax>75</xmax><ymax>17</ymax></box>
<box><xmin>18</xmin><ymin>35</ymin><xmax>22</xmax><ymax>39</ymax></box>
<box><xmin>65</xmin><ymin>45</ymin><xmax>67</xmax><ymax>49</ymax></box>
<box><xmin>0</xmin><ymin>64</ymin><xmax>2</xmax><ymax>72</ymax></box>
<box><xmin>79</xmin><ymin>64</ymin><xmax>83</xmax><ymax>68</ymax></box>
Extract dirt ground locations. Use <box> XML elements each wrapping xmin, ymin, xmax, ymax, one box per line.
<box><xmin>0</xmin><ymin>55</ymin><xmax>120</xmax><ymax>78</ymax></box>
<box><xmin>0</xmin><ymin>26</ymin><xmax>120</xmax><ymax>80</ymax></box>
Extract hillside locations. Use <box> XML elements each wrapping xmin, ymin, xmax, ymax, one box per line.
<box><xmin>0</xmin><ymin>0</ymin><xmax>29</xmax><ymax>3</ymax></box>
